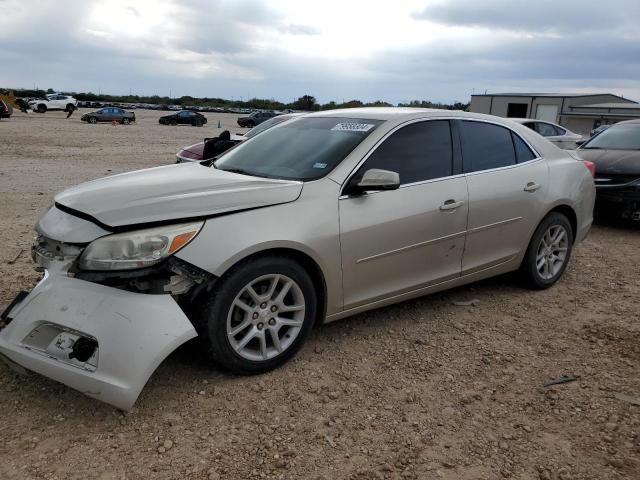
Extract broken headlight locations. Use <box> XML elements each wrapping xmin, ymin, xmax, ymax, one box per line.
<box><xmin>78</xmin><ymin>222</ymin><xmax>203</xmax><ymax>271</ymax></box>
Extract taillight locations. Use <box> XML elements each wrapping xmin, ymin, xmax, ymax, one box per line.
<box><xmin>582</xmin><ymin>160</ymin><xmax>595</xmax><ymax>178</ymax></box>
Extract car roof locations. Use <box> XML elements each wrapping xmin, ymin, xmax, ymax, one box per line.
<box><xmin>617</xmin><ymin>119</ymin><xmax>640</xmax><ymax>125</ymax></box>
<box><xmin>508</xmin><ymin>118</ymin><xmax>556</xmax><ymax>124</ymax></box>
<box><xmin>305</xmin><ymin>107</ymin><xmax>527</xmax><ymax>124</ymax></box>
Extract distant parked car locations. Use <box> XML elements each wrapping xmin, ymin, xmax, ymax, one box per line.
<box><xmin>0</xmin><ymin>98</ymin><xmax>12</xmax><ymax>119</ymax></box>
<box><xmin>159</xmin><ymin>110</ymin><xmax>207</xmax><ymax>126</ymax></box>
<box><xmin>511</xmin><ymin>118</ymin><xmax>583</xmax><ymax>149</ymax></box>
<box><xmin>576</xmin><ymin>119</ymin><xmax>640</xmax><ymax>221</ymax></box>
<box><xmin>28</xmin><ymin>93</ymin><xmax>77</xmax><ymax>113</ymax></box>
<box><xmin>176</xmin><ymin>113</ymin><xmax>304</xmax><ymax>162</ymax></box>
<box><xmin>590</xmin><ymin>124</ymin><xmax>611</xmax><ymax>137</ymax></box>
<box><xmin>237</xmin><ymin>111</ymin><xmax>279</xmax><ymax>128</ymax></box>
<box><xmin>81</xmin><ymin>107</ymin><xmax>136</xmax><ymax>124</ymax></box>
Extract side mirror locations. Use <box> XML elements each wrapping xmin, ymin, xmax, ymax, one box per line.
<box><xmin>575</xmin><ymin>139</ymin><xmax>585</xmax><ymax>146</ymax></box>
<box><xmin>347</xmin><ymin>169</ymin><xmax>400</xmax><ymax>195</ymax></box>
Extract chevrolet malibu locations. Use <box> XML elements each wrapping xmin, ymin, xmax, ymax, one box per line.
<box><xmin>0</xmin><ymin>108</ymin><xmax>595</xmax><ymax>410</ymax></box>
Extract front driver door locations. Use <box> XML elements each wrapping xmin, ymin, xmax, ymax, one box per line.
<box><xmin>339</xmin><ymin>120</ymin><xmax>468</xmax><ymax>309</ymax></box>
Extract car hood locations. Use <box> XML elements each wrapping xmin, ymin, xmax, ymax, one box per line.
<box><xmin>577</xmin><ymin>149</ymin><xmax>640</xmax><ymax>175</ymax></box>
<box><xmin>54</xmin><ymin>163</ymin><xmax>303</xmax><ymax>228</ymax></box>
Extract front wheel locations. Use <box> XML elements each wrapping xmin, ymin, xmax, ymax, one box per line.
<box><xmin>37</xmin><ymin>104</ymin><xmax>47</xmax><ymax>113</ymax></box>
<box><xmin>88</xmin><ymin>116</ymin><xmax>98</xmax><ymax>124</ymax></box>
<box><xmin>520</xmin><ymin>212</ymin><xmax>573</xmax><ymax>289</ymax></box>
<box><xmin>199</xmin><ymin>256</ymin><xmax>317</xmax><ymax>374</ymax></box>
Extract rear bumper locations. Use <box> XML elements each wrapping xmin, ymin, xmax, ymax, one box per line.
<box><xmin>0</xmin><ymin>270</ymin><xmax>197</xmax><ymax>410</ymax></box>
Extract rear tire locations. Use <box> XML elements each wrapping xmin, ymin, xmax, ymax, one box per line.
<box><xmin>65</xmin><ymin>103</ymin><xmax>75</xmax><ymax>113</ymax></box>
<box><xmin>520</xmin><ymin>212</ymin><xmax>573</xmax><ymax>289</ymax></box>
<box><xmin>198</xmin><ymin>256</ymin><xmax>317</xmax><ymax>374</ymax></box>
<box><xmin>122</xmin><ymin>118</ymin><xmax>130</xmax><ymax>125</ymax></box>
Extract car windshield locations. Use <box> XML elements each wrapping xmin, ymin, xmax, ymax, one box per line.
<box><xmin>214</xmin><ymin>117</ymin><xmax>383</xmax><ymax>180</ymax></box>
<box><xmin>244</xmin><ymin>115</ymin><xmax>293</xmax><ymax>139</ymax></box>
<box><xmin>582</xmin><ymin>124</ymin><xmax>640</xmax><ymax>150</ymax></box>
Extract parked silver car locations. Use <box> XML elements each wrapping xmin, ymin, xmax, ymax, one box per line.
<box><xmin>510</xmin><ymin>118</ymin><xmax>583</xmax><ymax>149</ymax></box>
<box><xmin>0</xmin><ymin>108</ymin><xmax>595</xmax><ymax>410</ymax></box>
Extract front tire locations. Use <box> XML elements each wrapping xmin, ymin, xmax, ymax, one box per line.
<box><xmin>520</xmin><ymin>212</ymin><xmax>573</xmax><ymax>289</ymax></box>
<box><xmin>88</xmin><ymin>116</ymin><xmax>97</xmax><ymax>124</ymax></box>
<box><xmin>37</xmin><ymin>104</ymin><xmax>47</xmax><ymax>113</ymax></box>
<box><xmin>199</xmin><ymin>256</ymin><xmax>317</xmax><ymax>374</ymax></box>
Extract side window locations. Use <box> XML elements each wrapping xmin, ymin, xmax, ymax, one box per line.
<box><xmin>511</xmin><ymin>132</ymin><xmax>536</xmax><ymax>163</ymax></box>
<box><xmin>523</xmin><ymin>122</ymin><xmax>536</xmax><ymax>131</ymax></box>
<box><xmin>535</xmin><ymin>122</ymin><xmax>557</xmax><ymax>137</ymax></box>
<box><xmin>355</xmin><ymin>120</ymin><xmax>453</xmax><ymax>186</ymax></box>
<box><xmin>461</xmin><ymin>121</ymin><xmax>516</xmax><ymax>172</ymax></box>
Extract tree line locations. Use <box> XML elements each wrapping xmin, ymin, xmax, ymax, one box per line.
<box><xmin>2</xmin><ymin>88</ymin><xmax>469</xmax><ymax>112</ymax></box>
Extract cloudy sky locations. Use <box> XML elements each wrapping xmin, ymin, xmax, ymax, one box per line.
<box><xmin>1</xmin><ymin>0</ymin><xmax>639</xmax><ymax>103</ymax></box>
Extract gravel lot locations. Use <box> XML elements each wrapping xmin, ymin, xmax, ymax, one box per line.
<box><xmin>0</xmin><ymin>108</ymin><xmax>639</xmax><ymax>480</ymax></box>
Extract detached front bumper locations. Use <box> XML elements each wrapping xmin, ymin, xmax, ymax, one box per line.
<box><xmin>0</xmin><ymin>270</ymin><xmax>197</xmax><ymax>410</ymax></box>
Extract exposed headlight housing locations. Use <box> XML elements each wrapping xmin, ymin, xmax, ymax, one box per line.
<box><xmin>78</xmin><ymin>221</ymin><xmax>203</xmax><ymax>271</ymax></box>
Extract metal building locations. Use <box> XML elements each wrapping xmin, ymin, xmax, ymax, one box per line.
<box><xmin>470</xmin><ymin>93</ymin><xmax>640</xmax><ymax>134</ymax></box>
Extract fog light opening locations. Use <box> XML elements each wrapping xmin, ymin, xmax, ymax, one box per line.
<box><xmin>69</xmin><ymin>337</ymin><xmax>98</xmax><ymax>363</ymax></box>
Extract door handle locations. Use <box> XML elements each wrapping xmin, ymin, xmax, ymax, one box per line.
<box><xmin>524</xmin><ymin>182</ymin><xmax>541</xmax><ymax>192</ymax></box>
<box><xmin>439</xmin><ymin>199</ymin><xmax>464</xmax><ymax>211</ymax></box>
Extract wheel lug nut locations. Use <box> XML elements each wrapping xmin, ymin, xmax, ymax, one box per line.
<box><xmin>252</xmin><ymin>312</ymin><xmax>259</xmax><ymax>319</ymax></box>
<box><xmin>257</xmin><ymin>322</ymin><xmax>264</xmax><ymax>330</ymax></box>
<box><xmin>270</xmin><ymin>305</ymin><xmax>277</xmax><ymax>312</ymax></box>
<box><xmin>268</xmin><ymin>318</ymin><xmax>276</xmax><ymax>326</ymax></box>
<box><xmin>260</xmin><ymin>302</ymin><xmax>267</xmax><ymax>309</ymax></box>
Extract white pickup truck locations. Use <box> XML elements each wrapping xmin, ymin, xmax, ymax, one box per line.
<box><xmin>29</xmin><ymin>94</ymin><xmax>78</xmax><ymax>113</ymax></box>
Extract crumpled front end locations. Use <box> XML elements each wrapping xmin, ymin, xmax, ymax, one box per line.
<box><xmin>0</xmin><ymin>207</ymin><xmax>199</xmax><ymax>410</ymax></box>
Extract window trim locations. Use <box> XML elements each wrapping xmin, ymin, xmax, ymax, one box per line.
<box><xmin>457</xmin><ymin>118</ymin><xmax>542</xmax><ymax>176</ymax></box>
<box><xmin>340</xmin><ymin>117</ymin><xmax>459</xmax><ymax>196</ymax></box>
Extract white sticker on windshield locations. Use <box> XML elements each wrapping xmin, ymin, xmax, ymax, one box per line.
<box><xmin>331</xmin><ymin>122</ymin><xmax>375</xmax><ymax>132</ymax></box>
<box><xmin>313</xmin><ymin>162</ymin><xmax>328</xmax><ymax>169</ymax></box>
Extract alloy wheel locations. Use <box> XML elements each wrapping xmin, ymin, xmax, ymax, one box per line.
<box><xmin>226</xmin><ymin>274</ymin><xmax>305</xmax><ymax>361</ymax></box>
<box><xmin>536</xmin><ymin>224</ymin><xmax>569</xmax><ymax>280</ymax></box>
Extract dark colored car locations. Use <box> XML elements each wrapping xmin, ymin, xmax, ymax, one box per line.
<box><xmin>237</xmin><ymin>111</ymin><xmax>278</xmax><ymax>128</ymax></box>
<box><xmin>0</xmin><ymin>98</ymin><xmax>12</xmax><ymax>119</ymax></box>
<box><xmin>577</xmin><ymin>119</ymin><xmax>640</xmax><ymax>221</ymax></box>
<box><xmin>81</xmin><ymin>107</ymin><xmax>136</xmax><ymax>124</ymax></box>
<box><xmin>590</xmin><ymin>124</ymin><xmax>611</xmax><ymax>137</ymax></box>
<box><xmin>176</xmin><ymin>113</ymin><xmax>304</xmax><ymax>163</ymax></box>
<box><xmin>159</xmin><ymin>110</ymin><xmax>207</xmax><ymax>126</ymax></box>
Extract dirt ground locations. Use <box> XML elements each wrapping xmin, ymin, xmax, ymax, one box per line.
<box><xmin>0</xmin><ymin>108</ymin><xmax>639</xmax><ymax>480</ymax></box>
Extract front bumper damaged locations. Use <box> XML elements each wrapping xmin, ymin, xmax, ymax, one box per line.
<box><xmin>0</xmin><ymin>270</ymin><xmax>197</xmax><ymax>410</ymax></box>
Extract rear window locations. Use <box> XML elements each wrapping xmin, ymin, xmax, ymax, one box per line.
<box><xmin>215</xmin><ymin>117</ymin><xmax>382</xmax><ymax>180</ymax></box>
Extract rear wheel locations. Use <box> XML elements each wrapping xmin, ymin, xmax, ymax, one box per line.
<box><xmin>122</xmin><ymin>117</ymin><xmax>130</xmax><ymax>125</ymax></box>
<box><xmin>65</xmin><ymin>103</ymin><xmax>75</xmax><ymax>112</ymax></box>
<box><xmin>520</xmin><ymin>212</ymin><xmax>573</xmax><ymax>289</ymax></box>
<box><xmin>199</xmin><ymin>256</ymin><xmax>317</xmax><ymax>374</ymax></box>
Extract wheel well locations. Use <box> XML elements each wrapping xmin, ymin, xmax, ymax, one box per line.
<box><xmin>224</xmin><ymin>248</ymin><xmax>327</xmax><ymax>326</ymax></box>
<box><xmin>548</xmin><ymin>205</ymin><xmax>577</xmax><ymax>243</ymax></box>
